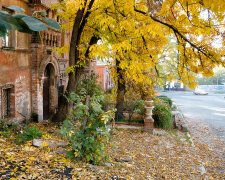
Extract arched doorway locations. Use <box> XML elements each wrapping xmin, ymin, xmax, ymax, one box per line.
<box><xmin>43</xmin><ymin>63</ymin><xmax>55</xmax><ymax>120</ymax></box>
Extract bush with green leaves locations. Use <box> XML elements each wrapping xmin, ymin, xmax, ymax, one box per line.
<box><xmin>156</xmin><ymin>95</ymin><xmax>173</xmax><ymax>108</ymax></box>
<box><xmin>0</xmin><ymin>119</ymin><xmax>8</xmax><ymax>132</ymax></box>
<box><xmin>15</xmin><ymin>127</ymin><xmax>43</xmax><ymax>145</ymax></box>
<box><xmin>58</xmin><ymin>74</ymin><xmax>115</xmax><ymax>164</ymax></box>
<box><xmin>0</xmin><ymin>119</ymin><xmax>18</xmax><ymax>138</ymax></box>
<box><xmin>153</xmin><ymin>99</ymin><xmax>172</xmax><ymax>130</ymax></box>
<box><xmin>124</xmin><ymin>99</ymin><xmax>145</xmax><ymax>122</ymax></box>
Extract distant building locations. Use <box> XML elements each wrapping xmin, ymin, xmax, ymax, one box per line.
<box><xmin>165</xmin><ymin>81</ymin><xmax>186</xmax><ymax>91</ymax></box>
<box><xmin>95</xmin><ymin>64</ymin><xmax>114</xmax><ymax>91</ymax></box>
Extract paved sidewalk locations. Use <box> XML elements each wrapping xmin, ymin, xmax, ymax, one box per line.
<box><xmin>115</xmin><ymin>124</ymin><xmax>143</xmax><ymax>129</ymax></box>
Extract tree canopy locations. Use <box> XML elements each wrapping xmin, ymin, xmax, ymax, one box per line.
<box><xmin>54</xmin><ymin>0</ymin><xmax>225</xmax><ymax>91</ymax></box>
<box><xmin>197</xmin><ymin>67</ymin><xmax>225</xmax><ymax>85</ymax></box>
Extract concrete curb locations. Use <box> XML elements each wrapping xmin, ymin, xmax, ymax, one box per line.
<box><xmin>171</xmin><ymin>109</ymin><xmax>189</xmax><ymax>132</ymax></box>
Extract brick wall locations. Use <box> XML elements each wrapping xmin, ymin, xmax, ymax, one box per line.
<box><xmin>0</xmin><ymin>0</ymin><xmax>69</xmax><ymax>122</ymax></box>
<box><xmin>96</xmin><ymin>65</ymin><xmax>105</xmax><ymax>89</ymax></box>
<box><xmin>29</xmin><ymin>1</ymin><xmax>69</xmax><ymax>121</ymax></box>
<box><xmin>96</xmin><ymin>65</ymin><xmax>114</xmax><ymax>91</ymax></box>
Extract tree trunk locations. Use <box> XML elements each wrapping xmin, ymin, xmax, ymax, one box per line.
<box><xmin>52</xmin><ymin>9</ymin><xmax>85</xmax><ymax>122</ymax></box>
<box><xmin>115</xmin><ymin>59</ymin><xmax>126</xmax><ymax>120</ymax></box>
<box><xmin>52</xmin><ymin>1</ymin><xmax>98</xmax><ymax>122</ymax></box>
<box><xmin>82</xmin><ymin>95</ymin><xmax>90</xmax><ymax>133</ymax></box>
<box><xmin>52</xmin><ymin>73</ymin><xmax>75</xmax><ymax>122</ymax></box>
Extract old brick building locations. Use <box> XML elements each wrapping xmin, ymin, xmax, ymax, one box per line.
<box><xmin>0</xmin><ymin>0</ymin><xmax>70</xmax><ymax>122</ymax></box>
<box><xmin>95</xmin><ymin>64</ymin><xmax>114</xmax><ymax>91</ymax></box>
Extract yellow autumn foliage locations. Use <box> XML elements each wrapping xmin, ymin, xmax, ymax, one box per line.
<box><xmin>53</xmin><ymin>0</ymin><xmax>225</xmax><ymax>92</ymax></box>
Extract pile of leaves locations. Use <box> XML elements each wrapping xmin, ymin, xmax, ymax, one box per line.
<box><xmin>0</xmin><ymin>121</ymin><xmax>224</xmax><ymax>179</ymax></box>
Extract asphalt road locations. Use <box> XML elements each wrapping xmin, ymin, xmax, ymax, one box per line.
<box><xmin>161</xmin><ymin>91</ymin><xmax>225</xmax><ymax>142</ymax></box>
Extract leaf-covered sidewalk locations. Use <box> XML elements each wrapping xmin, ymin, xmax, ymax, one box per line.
<box><xmin>0</xmin><ymin>123</ymin><xmax>224</xmax><ymax>179</ymax></box>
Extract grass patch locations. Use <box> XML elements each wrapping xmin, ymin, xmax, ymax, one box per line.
<box><xmin>214</xmin><ymin>91</ymin><xmax>225</xmax><ymax>94</ymax></box>
<box><xmin>169</xmin><ymin>129</ymin><xmax>177</xmax><ymax>136</ymax></box>
<box><xmin>185</xmin><ymin>132</ymin><xmax>192</xmax><ymax>144</ymax></box>
<box><xmin>0</xmin><ymin>119</ymin><xmax>19</xmax><ymax>138</ymax></box>
<box><xmin>116</xmin><ymin>119</ymin><xmax>144</xmax><ymax>124</ymax></box>
<box><xmin>15</xmin><ymin>127</ymin><xmax>43</xmax><ymax>145</ymax></box>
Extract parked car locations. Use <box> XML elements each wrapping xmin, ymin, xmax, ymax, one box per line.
<box><xmin>193</xmin><ymin>89</ymin><xmax>208</xmax><ymax>95</ymax></box>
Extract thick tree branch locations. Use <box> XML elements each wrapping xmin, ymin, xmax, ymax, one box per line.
<box><xmin>84</xmin><ymin>35</ymin><xmax>100</xmax><ymax>58</ymax></box>
<box><xmin>67</xmin><ymin>8</ymin><xmax>86</xmax><ymax>92</ymax></box>
<box><xmin>77</xmin><ymin>0</ymin><xmax>95</xmax><ymax>46</ymax></box>
<box><xmin>74</xmin><ymin>33</ymin><xmax>100</xmax><ymax>88</ymax></box>
<box><xmin>133</xmin><ymin>7</ymin><xmax>217</xmax><ymax>62</ymax></box>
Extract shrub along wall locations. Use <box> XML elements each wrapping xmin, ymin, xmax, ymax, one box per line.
<box><xmin>153</xmin><ymin>97</ymin><xmax>172</xmax><ymax>130</ymax></box>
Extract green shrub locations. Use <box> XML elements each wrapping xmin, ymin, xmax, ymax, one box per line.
<box><xmin>153</xmin><ymin>99</ymin><xmax>172</xmax><ymax>130</ymax></box>
<box><xmin>124</xmin><ymin>99</ymin><xmax>145</xmax><ymax>122</ymax></box>
<box><xmin>0</xmin><ymin>119</ymin><xmax>19</xmax><ymax>138</ymax></box>
<box><xmin>117</xmin><ymin>119</ymin><xmax>144</xmax><ymax>124</ymax></box>
<box><xmin>0</xmin><ymin>119</ymin><xmax>8</xmax><ymax>132</ymax></box>
<box><xmin>15</xmin><ymin>127</ymin><xmax>42</xmax><ymax>145</ymax></box>
<box><xmin>102</xmin><ymin>93</ymin><xmax>115</xmax><ymax>111</ymax></box>
<box><xmin>105</xmin><ymin>87</ymin><xmax>114</xmax><ymax>94</ymax></box>
<box><xmin>58</xmin><ymin>74</ymin><xmax>115</xmax><ymax>164</ymax></box>
<box><xmin>155</xmin><ymin>95</ymin><xmax>172</xmax><ymax>107</ymax></box>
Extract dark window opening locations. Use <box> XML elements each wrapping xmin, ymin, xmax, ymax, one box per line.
<box><xmin>1</xmin><ymin>87</ymin><xmax>14</xmax><ymax>119</ymax></box>
<box><xmin>46</xmin><ymin>9</ymin><xmax>50</xmax><ymax>17</ymax></box>
<box><xmin>3</xmin><ymin>89</ymin><xmax>10</xmax><ymax>118</ymax></box>
<box><xmin>46</xmin><ymin>34</ymin><xmax>49</xmax><ymax>45</ymax></box>
<box><xmin>58</xmin><ymin>85</ymin><xmax>64</xmax><ymax>107</ymax></box>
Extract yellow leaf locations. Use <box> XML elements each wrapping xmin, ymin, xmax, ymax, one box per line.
<box><xmin>29</xmin><ymin>157</ymin><xmax>36</xmax><ymax>161</ymax></box>
<box><xmin>42</xmin><ymin>141</ymin><xmax>48</xmax><ymax>147</ymax></box>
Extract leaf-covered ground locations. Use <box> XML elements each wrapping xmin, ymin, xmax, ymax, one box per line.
<box><xmin>0</xmin><ymin>122</ymin><xmax>224</xmax><ymax>179</ymax></box>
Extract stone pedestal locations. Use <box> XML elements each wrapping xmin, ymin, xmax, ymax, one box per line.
<box><xmin>144</xmin><ymin>100</ymin><xmax>154</xmax><ymax>133</ymax></box>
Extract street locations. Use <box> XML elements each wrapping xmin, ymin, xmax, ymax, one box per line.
<box><xmin>161</xmin><ymin>91</ymin><xmax>225</xmax><ymax>142</ymax></box>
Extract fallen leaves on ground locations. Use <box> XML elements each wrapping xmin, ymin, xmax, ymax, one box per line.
<box><xmin>0</xmin><ymin>122</ymin><xmax>224</xmax><ymax>179</ymax></box>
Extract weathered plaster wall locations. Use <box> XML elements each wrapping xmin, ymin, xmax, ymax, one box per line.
<box><xmin>0</xmin><ymin>0</ymin><xmax>31</xmax><ymax>120</ymax></box>
<box><xmin>0</xmin><ymin>48</ymin><xmax>31</xmax><ymax>120</ymax></box>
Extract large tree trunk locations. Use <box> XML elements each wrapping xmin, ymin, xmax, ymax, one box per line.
<box><xmin>52</xmin><ymin>0</ymin><xmax>97</xmax><ymax>122</ymax></box>
<box><xmin>52</xmin><ymin>73</ymin><xmax>76</xmax><ymax>122</ymax></box>
<box><xmin>115</xmin><ymin>59</ymin><xmax>126</xmax><ymax>120</ymax></box>
<box><xmin>52</xmin><ymin>9</ymin><xmax>85</xmax><ymax>122</ymax></box>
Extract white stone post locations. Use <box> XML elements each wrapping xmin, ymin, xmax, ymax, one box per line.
<box><xmin>144</xmin><ymin>100</ymin><xmax>154</xmax><ymax>133</ymax></box>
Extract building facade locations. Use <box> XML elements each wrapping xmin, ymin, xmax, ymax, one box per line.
<box><xmin>95</xmin><ymin>64</ymin><xmax>114</xmax><ymax>91</ymax></box>
<box><xmin>0</xmin><ymin>0</ymin><xmax>70</xmax><ymax>122</ymax></box>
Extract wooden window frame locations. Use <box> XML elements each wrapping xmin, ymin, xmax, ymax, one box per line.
<box><xmin>0</xmin><ymin>85</ymin><xmax>15</xmax><ymax>119</ymax></box>
<box><xmin>1</xmin><ymin>7</ymin><xmax>16</xmax><ymax>49</ymax></box>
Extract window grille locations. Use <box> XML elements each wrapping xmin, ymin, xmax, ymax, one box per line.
<box><xmin>0</xmin><ymin>85</ymin><xmax>14</xmax><ymax>119</ymax></box>
<box><xmin>1</xmin><ymin>88</ymin><xmax>10</xmax><ymax>118</ymax></box>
